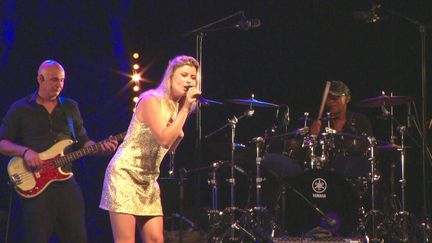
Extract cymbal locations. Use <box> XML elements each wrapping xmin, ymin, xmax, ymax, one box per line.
<box><xmin>201</xmin><ymin>98</ymin><xmax>223</xmax><ymax>105</ymax></box>
<box><xmin>356</xmin><ymin>95</ymin><xmax>413</xmax><ymax>108</ymax></box>
<box><xmin>376</xmin><ymin>143</ymin><xmax>402</xmax><ymax>150</ymax></box>
<box><xmin>228</xmin><ymin>98</ymin><xmax>278</xmax><ymax>108</ymax></box>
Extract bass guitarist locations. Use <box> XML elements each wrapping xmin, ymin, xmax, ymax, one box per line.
<box><xmin>0</xmin><ymin>60</ymin><xmax>118</xmax><ymax>243</ymax></box>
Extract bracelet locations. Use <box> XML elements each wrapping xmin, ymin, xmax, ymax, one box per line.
<box><xmin>22</xmin><ymin>148</ymin><xmax>30</xmax><ymax>157</ymax></box>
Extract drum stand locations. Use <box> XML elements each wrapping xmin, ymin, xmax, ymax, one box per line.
<box><xmin>237</xmin><ymin>136</ymin><xmax>277</xmax><ymax>242</ymax></box>
<box><xmin>205</xmin><ymin>108</ymin><xmax>258</xmax><ymax>242</ymax></box>
<box><xmin>389</xmin><ymin>126</ymin><xmax>417</xmax><ymax>242</ymax></box>
<box><xmin>361</xmin><ymin>136</ymin><xmax>387</xmax><ymax>242</ymax></box>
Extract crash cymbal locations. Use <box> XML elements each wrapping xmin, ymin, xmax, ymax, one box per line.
<box><xmin>356</xmin><ymin>95</ymin><xmax>413</xmax><ymax>108</ymax></box>
<box><xmin>228</xmin><ymin>98</ymin><xmax>278</xmax><ymax>108</ymax></box>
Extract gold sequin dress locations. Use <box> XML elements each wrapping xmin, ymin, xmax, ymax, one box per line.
<box><xmin>99</xmin><ymin>93</ymin><xmax>175</xmax><ymax>216</ymax></box>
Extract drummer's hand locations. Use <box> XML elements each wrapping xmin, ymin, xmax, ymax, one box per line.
<box><xmin>310</xmin><ymin>120</ymin><xmax>322</xmax><ymax>135</ymax></box>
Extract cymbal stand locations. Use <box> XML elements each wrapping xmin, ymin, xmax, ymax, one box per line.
<box><xmin>391</xmin><ymin>126</ymin><xmax>417</xmax><ymax>242</ymax></box>
<box><xmin>253</xmin><ymin>137</ymin><xmax>264</xmax><ymax>209</ymax></box>
<box><xmin>228</xmin><ymin>109</ymin><xmax>254</xmax><ymax>241</ymax></box>
<box><xmin>362</xmin><ymin>136</ymin><xmax>386</xmax><ymax>242</ymax></box>
<box><xmin>252</xmin><ymin>136</ymin><xmax>277</xmax><ymax>239</ymax></box>
<box><xmin>168</xmin><ymin>151</ymin><xmax>175</xmax><ymax>178</ymax></box>
<box><xmin>381</xmin><ymin>91</ymin><xmax>396</xmax><ymax>144</ymax></box>
<box><xmin>205</xmin><ymin>107</ymin><xmax>255</xmax><ymax>242</ymax></box>
<box><xmin>208</xmin><ymin>161</ymin><xmax>224</xmax><ymax>223</ymax></box>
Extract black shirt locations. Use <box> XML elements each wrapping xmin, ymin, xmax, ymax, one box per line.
<box><xmin>339</xmin><ymin>111</ymin><xmax>373</xmax><ymax>137</ymax></box>
<box><xmin>0</xmin><ymin>92</ymin><xmax>90</xmax><ymax>172</ymax></box>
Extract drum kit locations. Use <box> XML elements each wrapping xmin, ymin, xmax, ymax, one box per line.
<box><xmin>178</xmin><ymin>92</ymin><xmax>426</xmax><ymax>242</ymax></box>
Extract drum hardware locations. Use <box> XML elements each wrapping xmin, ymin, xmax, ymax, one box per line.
<box><xmin>356</xmin><ymin>92</ymin><xmax>414</xmax><ymax>144</ymax></box>
<box><xmin>204</xmin><ymin>105</ymin><xmax>257</xmax><ymax>242</ymax></box>
<box><xmin>249</xmin><ymin>136</ymin><xmax>278</xmax><ymax>240</ymax></box>
<box><xmin>388</xmin><ymin>125</ymin><xmax>418</xmax><ymax>242</ymax></box>
<box><xmin>303</xmin><ymin>113</ymin><xmax>336</xmax><ymax>170</ymax></box>
<box><xmin>360</xmin><ymin>136</ymin><xmax>387</xmax><ymax>242</ymax></box>
<box><xmin>277</xmin><ymin>174</ymin><xmax>346</xmax><ymax>235</ymax></box>
<box><xmin>207</xmin><ymin>161</ymin><xmax>226</xmax><ymax>222</ymax></box>
<box><xmin>356</xmin><ymin>94</ymin><xmax>414</xmax><ymax>108</ymax></box>
<box><xmin>168</xmin><ymin>151</ymin><xmax>176</xmax><ymax>178</ymax></box>
<box><xmin>208</xmin><ymin>135</ymin><xmax>278</xmax><ymax>243</ymax></box>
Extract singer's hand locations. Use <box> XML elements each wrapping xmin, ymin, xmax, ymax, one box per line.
<box><xmin>184</xmin><ymin>87</ymin><xmax>201</xmax><ymax>109</ymax></box>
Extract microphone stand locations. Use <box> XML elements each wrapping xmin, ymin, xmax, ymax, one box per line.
<box><xmin>182</xmin><ymin>9</ymin><xmax>249</xmax><ymax>216</ymax></box>
<box><xmin>379</xmin><ymin>6</ymin><xmax>432</xmax><ymax>240</ymax></box>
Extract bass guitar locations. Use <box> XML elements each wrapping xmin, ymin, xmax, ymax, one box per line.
<box><xmin>7</xmin><ymin>132</ymin><xmax>125</xmax><ymax>198</ymax></box>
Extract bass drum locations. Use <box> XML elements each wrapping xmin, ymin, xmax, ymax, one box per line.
<box><xmin>283</xmin><ymin>169</ymin><xmax>360</xmax><ymax>236</ymax></box>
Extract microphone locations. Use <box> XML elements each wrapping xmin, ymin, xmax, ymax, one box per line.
<box><xmin>185</xmin><ymin>85</ymin><xmax>210</xmax><ymax>105</ymax></box>
<box><xmin>195</xmin><ymin>95</ymin><xmax>210</xmax><ymax>105</ymax></box>
<box><xmin>236</xmin><ymin>18</ymin><xmax>261</xmax><ymax>30</ymax></box>
<box><xmin>353</xmin><ymin>4</ymin><xmax>381</xmax><ymax>23</ymax></box>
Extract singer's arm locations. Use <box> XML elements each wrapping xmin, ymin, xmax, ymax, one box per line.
<box><xmin>169</xmin><ymin>132</ymin><xmax>184</xmax><ymax>152</ymax></box>
<box><xmin>137</xmin><ymin>95</ymin><xmax>190</xmax><ymax>149</ymax></box>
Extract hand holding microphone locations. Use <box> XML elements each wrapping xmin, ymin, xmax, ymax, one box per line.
<box><xmin>185</xmin><ymin>85</ymin><xmax>210</xmax><ymax>105</ymax></box>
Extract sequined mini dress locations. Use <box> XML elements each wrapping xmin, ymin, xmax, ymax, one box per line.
<box><xmin>100</xmin><ymin>94</ymin><xmax>174</xmax><ymax>216</ymax></box>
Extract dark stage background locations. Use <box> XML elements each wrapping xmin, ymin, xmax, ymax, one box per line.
<box><xmin>1</xmin><ymin>0</ymin><xmax>432</xmax><ymax>241</ymax></box>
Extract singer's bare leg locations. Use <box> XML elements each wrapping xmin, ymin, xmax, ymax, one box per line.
<box><xmin>109</xmin><ymin>212</ymin><xmax>136</xmax><ymax>243</ymax></box>
<box><xmin>110</xmin><ymin>213</ymin><xmax>164</xmax><ymax>243</ymax></box>
<box><xmin>137</xmin><ymin>216</ymin><xmax>164</xmax><ymax>243</ymax></box>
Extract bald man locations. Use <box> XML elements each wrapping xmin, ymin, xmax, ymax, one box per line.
<box><xmin>0</xmin><ymin>60</ymin><xmax>118</xmax><ymax>243</ymax></box>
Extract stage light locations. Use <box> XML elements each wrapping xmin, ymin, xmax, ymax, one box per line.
<box><xmin>133</xmin><ymin>85</ymin><xmax>140</xmax><ymax>92</ymax></box>
<box><xmin>132</xmin><ymin>53</ymin><xmax>139</xmax><ymax>59</ymax></box>
<box><xmin>133</xmin><ymin>64</ymin><xmax>140</xmax><ymax>70</ymax></box>
<box><xmin>132</xmin><ymin>73</ymin><xmax>141</xmax><ymax>82</ymax></box>
<box><xmin>133</xmin><ymin>96</ymin><xmax>139</xmax><ymax>103</ymax></box>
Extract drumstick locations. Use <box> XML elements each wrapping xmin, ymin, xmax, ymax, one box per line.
<box><xmin>317</xmin><ymin>81</ymin><xmax>331</xmax><ymax>120</ymax></box>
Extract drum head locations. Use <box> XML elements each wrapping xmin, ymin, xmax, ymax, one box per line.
<box><xmin>262</xmin><ymin>135</ymin><xmax>306</xmax><ymax>179</ymax></box>
<box><xmin>283</xmin><ymin>170</ymin><xmax>359</xmax><ymax>236</ymax></box>
<box><xmin>330</xmin><ymin>134</ymin><xmax>370</xmax><ymax>178</ymax></box>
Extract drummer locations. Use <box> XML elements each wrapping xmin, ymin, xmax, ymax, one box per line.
<box><xmin>310</xmin><ymin>80</ymin><xmax>373</xmax><ymax>137</ymax></box>
<box><xmin>310</xmin><ymin>81</ymin><xmax>374</xmax><ymax>178</ymax></box>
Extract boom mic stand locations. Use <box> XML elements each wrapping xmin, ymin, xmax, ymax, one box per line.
<box><xmin>376</xmin><ymin>6</ymin><xmax>432</xmax><ymax>240</ymax></box>
<box><xmin>182</xmin><ymin>9</ymin><xmax>256</xmax><ymax>218</ymax></box>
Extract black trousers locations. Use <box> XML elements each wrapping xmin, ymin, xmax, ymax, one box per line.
<box><xmin>15</xmin><ymin>177</ymin><xmax>87</xmax><ymax>243</ymax></box>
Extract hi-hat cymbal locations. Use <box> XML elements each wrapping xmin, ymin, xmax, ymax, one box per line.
<box><xmin>356</xmin><ymin>95</ymin><xmax>413</xmax><ymax>108</ymax></box>
<box><xmin>228</xmin><ymin>98</ymin><xmax>278</xmax><ymax>108</ymax></box>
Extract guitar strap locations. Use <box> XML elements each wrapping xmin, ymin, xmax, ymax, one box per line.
<box><xmin>58</xmin><ymin>96</ymin><xmax>78</xmax><ymax>143</ymax></box>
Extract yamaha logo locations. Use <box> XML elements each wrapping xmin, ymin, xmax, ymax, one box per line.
<box><xmin>312</xmin><ymin>178</ymin><xmax>327</xmax><ymax>198</ymax></box>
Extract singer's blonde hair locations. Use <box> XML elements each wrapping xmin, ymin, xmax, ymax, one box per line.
<box><xmin>154</xmin><ymin>55</ymin><xmax>200</xmax><ymax>111</ymax></box>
